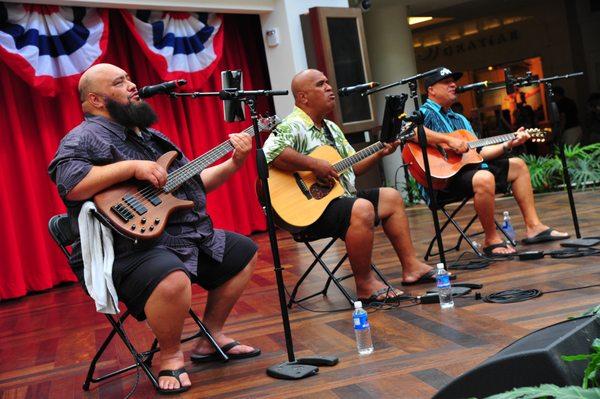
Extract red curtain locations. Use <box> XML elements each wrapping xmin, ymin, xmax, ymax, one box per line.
<box><xmin>0</xmin><ymin>11</ymin><xmax>269</xmax><ymax>300</ymax></box>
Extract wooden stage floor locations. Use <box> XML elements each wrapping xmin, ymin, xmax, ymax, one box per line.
<box><xmin>1</xmin><ymin>191</ymin><xmax>599</xmax><ymax>398</ymax></box>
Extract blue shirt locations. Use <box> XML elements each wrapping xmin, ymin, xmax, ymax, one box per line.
<box><xmin>421</xmin><ymin>99</ymin><xmax>474</xmax><ymax>135</ymax></box>
<box><xmin>48</xmin><ymin>115</ymin><xmax>226</xmax><ymax>275</ymax></box>
<box><xmin>419</xmin><ymin>99</ymin><xmax>486</xmax><ymax>203</ymax></box>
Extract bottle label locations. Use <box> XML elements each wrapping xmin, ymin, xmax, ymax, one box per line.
<box><xmin>436</xmin><ymin>275</ymin><xmax>450</xmax><ymax>288</ymax></box>
<box><xmin>353</xmin><ymin>313</ymin><xmax>370</xmax><ymax>331</ymax></box>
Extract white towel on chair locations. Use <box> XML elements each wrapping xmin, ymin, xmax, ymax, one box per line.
<box><xmin>78</xmin><ymin>201</ymin><xmax>119</xmax><ymax>314</ymax></box>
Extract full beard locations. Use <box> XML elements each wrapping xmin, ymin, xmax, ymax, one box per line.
<box><xmin>105</xmin><ymin>97</ymin><xmax>158</xmax><ymax>129</ymax></box>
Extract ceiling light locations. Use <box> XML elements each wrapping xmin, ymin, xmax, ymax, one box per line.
<box><xmin>408</xmin><ymin>17</ymin><xmax>433</xmax><ymax>25</ymax></box>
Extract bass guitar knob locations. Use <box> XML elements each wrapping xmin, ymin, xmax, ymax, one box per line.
<box><xmin>154</xmin><ymin>218</ymin><xmax>160</xmax><ymax>224</ymax></box>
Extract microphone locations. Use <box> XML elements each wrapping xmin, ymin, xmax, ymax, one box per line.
<box><xmin>455</xmin><ymin>81</ymin><xmax>488</xmax><ymax>93</ymax></box>
<box><xmin>338</xmin><ymin>82</ymin><xmax>379</xmax><ymax>96</ymax></box>
<box><xmin>138</xmin><ymin>79</ymin><xmax>187</xmax><ymax>98</ymax></box>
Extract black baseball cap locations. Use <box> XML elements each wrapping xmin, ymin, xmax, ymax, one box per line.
<box><xmin>423</xmin><ymin>67</ymin><xmax>463</xmax><ymax>90</ymax></box>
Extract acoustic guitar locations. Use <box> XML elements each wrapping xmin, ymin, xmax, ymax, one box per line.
<box><xmin>93</xmin><ymin>116</ymin><xmax>281</xmax><ymax>240</ymax></box>
<box><xmin>401</xmin><ymin>128</ymin><xmax>545</xmax><ymax>190</ymax></box>
<box><xmin>264</xmin><ymin>125</ymin><xmax>416</xmax><ymax>231</ymax></box>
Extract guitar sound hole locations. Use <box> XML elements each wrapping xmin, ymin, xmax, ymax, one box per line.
<box><xmin>309</xmin><ymin>183</ymin><xmax>333</xmax><ymax>199</ymax></box>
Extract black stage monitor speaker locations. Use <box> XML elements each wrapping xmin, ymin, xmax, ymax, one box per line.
<box><xmin>433</xmin><ymin>315</ymin><xmax>600</xmax><ymax>399</ymax></box>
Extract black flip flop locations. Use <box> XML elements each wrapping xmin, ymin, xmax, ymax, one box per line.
<box><xmin>401</xmin><ymin>269</ymin><xmax>457</xmax><ymax>286</ymax></box>
<box><xmin>522</xmin><ymin>228</ymin><xmax>570</xmax><ymax>245</ymax></box>
<box><xmin>156</xmin><ymin>367</ymin><xmax>190</xmax><ymax>395</ymax></box>
<box><xmin>191</xmin><ymin>341</ymin><xmax>261</xmax><ymax>363</ymax></box>
<box><xmin>483</xmin><ymin>242</ymin><xmax>516</xmax><ymax>258</ymax></box>
<box><xmin>357</xmin><ymin>287</ymin><xmax>408</xmax><ymax>305</ymax></box>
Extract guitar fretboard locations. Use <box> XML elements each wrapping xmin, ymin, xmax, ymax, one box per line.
<box><xmin>332</xmin><ymin>142</ymin><xmax>385</xmax><ymax>173</ymax></box>
<box><xmin>467</xmin><ymin>133</ymin><xmax>517</xmax><ymax>149</ymax></box>
<box><xmin>163</xmin><ymin>123</ymin><xmax>262</xmax><ymax>192</ymax></box>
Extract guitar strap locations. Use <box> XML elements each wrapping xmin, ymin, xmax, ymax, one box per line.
<box><xmin>322</xmin><ymin>122</ymin><xmax>337</xmax><ymax>146</ymax></box>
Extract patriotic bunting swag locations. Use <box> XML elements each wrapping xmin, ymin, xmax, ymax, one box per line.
<box><xmin>0</xmin><ymin>4</ymin><xmax>108</xmax><ymax>96</ymax></box>
<box><xmin>122</xmin><ymin>10</ymin><xmax>224</xmax><ymax>88</ymax></box>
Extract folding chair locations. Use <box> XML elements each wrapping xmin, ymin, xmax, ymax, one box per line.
<box><xmin>286</xmin><ymin>231</ymin><xmax>393</xmax><ymax>309</ymax></box>
<box><xmin>424</xmin><ymin>193</ymin><xmax>517</xmax><ymax>261</ymax></box>
<box><xmin>47</xmin><ymin>214</ymin><xmax>226</xmax><ymax>391</ymax></box>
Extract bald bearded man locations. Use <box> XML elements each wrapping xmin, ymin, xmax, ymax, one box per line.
<box><xmin>263</xmin><ymin>69</ymin><xmax>444</xmax><ymax>304</ymax></box>
<box><xmin>49</xmin><ymin>64</ymin><xmax>260</xmax><ymax>394</ymax></box>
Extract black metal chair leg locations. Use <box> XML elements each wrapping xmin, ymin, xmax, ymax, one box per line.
<box><xmin>83</xmin><ymin>312</ymin><xmax>129</xmax><ymax>390</ymax></box>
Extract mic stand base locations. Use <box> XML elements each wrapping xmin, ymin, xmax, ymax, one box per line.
<box><xmin>560</xmin><ymin>238</ymin><xmax>600</xmax><ymax>248</ymax></box>
<box><xmin>267</xmin><ymin>362</ymin><xmax>319</xmax><ymax>380</ymax></box>
<box><xmin>267</xmin><ymin>356</ymin><xmax>339</xmax><ymax>380</ymax></box>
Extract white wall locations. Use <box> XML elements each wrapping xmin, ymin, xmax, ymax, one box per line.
<box><xmin>260</xmin><ymin>0</ymin><xmax>349</xmax><ymax>116</ymax></box>
<box><xmin>363</xmin><ymin>0</ymin><xmax>417</xmax><ymax>190</ymax></box>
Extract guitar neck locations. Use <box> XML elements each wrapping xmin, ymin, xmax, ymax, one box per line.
<box><xmin>467</xmin><ymin>133</ymin><xmax>517</xmax><ymax>149</ymax></box>
<box><xmin>333</xmin><ymin>141</ymin><xmax>385</xmax><ymax>173</ymax></box>
<box><xmin>163</xmin><ymin>124</ymin><xmax>256</xmax><ymax>192</ymax></box>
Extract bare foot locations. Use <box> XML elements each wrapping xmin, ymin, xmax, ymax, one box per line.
<box><xmin>158</xmin><ymin>351</ymin><xmax>190</xmax><ymax>391</ymax></box>
<box><xmin>401</xmin><ymin>261</ymin><xmax>438</xmax><ymax>284</ymax></box>
<box><xmin>355</xmin><ymin>278</ymin><xmax>404</xmax><ymax>300</ymax></box>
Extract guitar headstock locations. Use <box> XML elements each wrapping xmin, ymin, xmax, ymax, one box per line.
<box><xmin>524</xmin><ymin>128</ymin><xmax>547</xmax><ymax>143</ymax></box>
<box><xmin>395</xmin><ymin>114</ymin><xmax>416</xmax><ymax>144</ymax></box>
<box><xmin>258</xmin><ymin>115</ymin><xmax>282</xmax><ymax>132</ymax></box>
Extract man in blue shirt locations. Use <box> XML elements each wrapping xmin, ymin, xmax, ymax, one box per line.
<box><xmin>418</xmin><ymin>67</ymin><xmax>569</xmax><ymax>256</ymax></box>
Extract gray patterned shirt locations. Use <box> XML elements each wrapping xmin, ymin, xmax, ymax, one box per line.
<box><xmin>48</xmin><ymin>115</ymin><xmax>225</xmax><ymax>275</ymax></box>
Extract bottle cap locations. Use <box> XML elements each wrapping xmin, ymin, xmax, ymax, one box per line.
<box><xmin>354</xmin><ymin>301</ymin><xmax>363</xmax><ymax>309</ymax></box>
<box><xmin>503</xmin><ymin>211</ymin><xmax>509</xmax><ymax>216</ymax></box>
<box><xmin>436</xmin><ymin>263</ymin><xmax>444</xmax><ymax>269</ymax></box>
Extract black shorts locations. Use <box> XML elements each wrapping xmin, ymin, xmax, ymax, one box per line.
<box><xmin>295</xmin><ymin>188</ymin><xmax>380</xmax><ymax>241</ymax></box>
<box><xmin>437</xmin><ymin>158</ymin><xmax>510</xmax><ymax>202</ymax></box>
<box><xmin>111</xmin><ymin>231</ymin><xmax>257</xmax><ymax>321</ymax></box>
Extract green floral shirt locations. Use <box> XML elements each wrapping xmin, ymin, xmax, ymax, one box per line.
<box><xmin>263</xmin><ymin>106</ymin><xmax>357</xmax><ymax>195</ymax></box>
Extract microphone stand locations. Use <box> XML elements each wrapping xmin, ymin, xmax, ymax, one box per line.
<box><xmin>497</xmin><ymin>72</ymin><xmax>592</xmax><ymax>244</ymax></box>
<box><xmin>364</xmin><ymin>75</ymin><xmax>447</xmax><ymax>267</ymax></box>
<box><xmin>541</xmin><ymin>76</ymin><xmax>592</xmax><ymax>244</ymax></box>
<box><xmin>173</xmin><ymin>88</ymin><xmax>338</xmax><ymax>379</ymax></box>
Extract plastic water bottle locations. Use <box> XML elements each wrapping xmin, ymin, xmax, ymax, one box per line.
<box><xmin>502</xmin><ymin>211</ymin><xmax>516</xmax><ymax>242</ymax></box>
<box><xmin>435</xmin><ymin>263</ymin><xmax>454</xmax><ymax>309</ymax></box>
<box><xmin>353</xmin><ymin>301</ymin><xmax>374</xmax><ymax>355</ymax></box>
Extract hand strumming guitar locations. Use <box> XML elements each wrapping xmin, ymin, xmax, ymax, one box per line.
<box><xmin>310</xmin><ymin>157</ymin><xmax>338</xmax><ymax>186</ymax></box>
<box><xmin>133</xmin><ymin>160</ymin><xmax>168</xmax><ymax>188</ymax></box>
<box><xmin>444</xmin><ymin>135</ymin><xmax>469</xmax><ymax>154</ymax></box>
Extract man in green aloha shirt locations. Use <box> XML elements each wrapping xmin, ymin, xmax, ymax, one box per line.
<box><xmin>262</xmin><ymin>69</ymin><xmax>441</xmax><ymax>304</ymax></box>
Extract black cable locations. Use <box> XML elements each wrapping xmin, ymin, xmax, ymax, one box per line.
<box><xmin>123</xmin><ymin>365</ymin><xmax>140</xmax><ymax>399</ymax></box>
<box><xmin>483</xmin><ymin>289</ymin><xmax>542</xmax><ymax>303</ymax></box>
<box><xmin>281</xmin><ymin>270</ymin><xmax>416</xmax><ymax>313</ymax></box>
<box><xmin>549</xmin><ymin>248</ymin><xmax>600</xmax><ymax>259</ymax></box>
<box><xmin>447</xmin><ymin>251</ymin><xmax>492</xmax><ymax>270</ymax></box>
<box><xmin>483</xmin><ymin>282</ymin><xmax>600</xmax><ymax>304</ymax></box>
<box><xmin>544</xmin><ymin>283</ymin><xmax>600</xmax><ymax>295</ymax></box>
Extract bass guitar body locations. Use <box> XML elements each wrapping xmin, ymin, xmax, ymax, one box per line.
<box><xmin>402</xmin><ymin>129</ymin><xmax>483</xmax><ymax>190</ymax></box>
<box><xmin>267</xmin><ymin>146</ymin><xmax>345</xmax><ymax>231</ymax></box>
<box><xmin>93</xmin><ymin>151</ymin><xmax>194</xmax><ymax>241</ymax></box>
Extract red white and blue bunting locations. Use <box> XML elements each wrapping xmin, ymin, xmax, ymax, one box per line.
<box><xmin>121</xmin><ymin>10</ymin><xmax>223</xmax><ymax>88</ymax></box>
<box><xmin>0</xmin><ymin>4</ymin><xmax>108</xmax><ymax>96</ymax></box>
